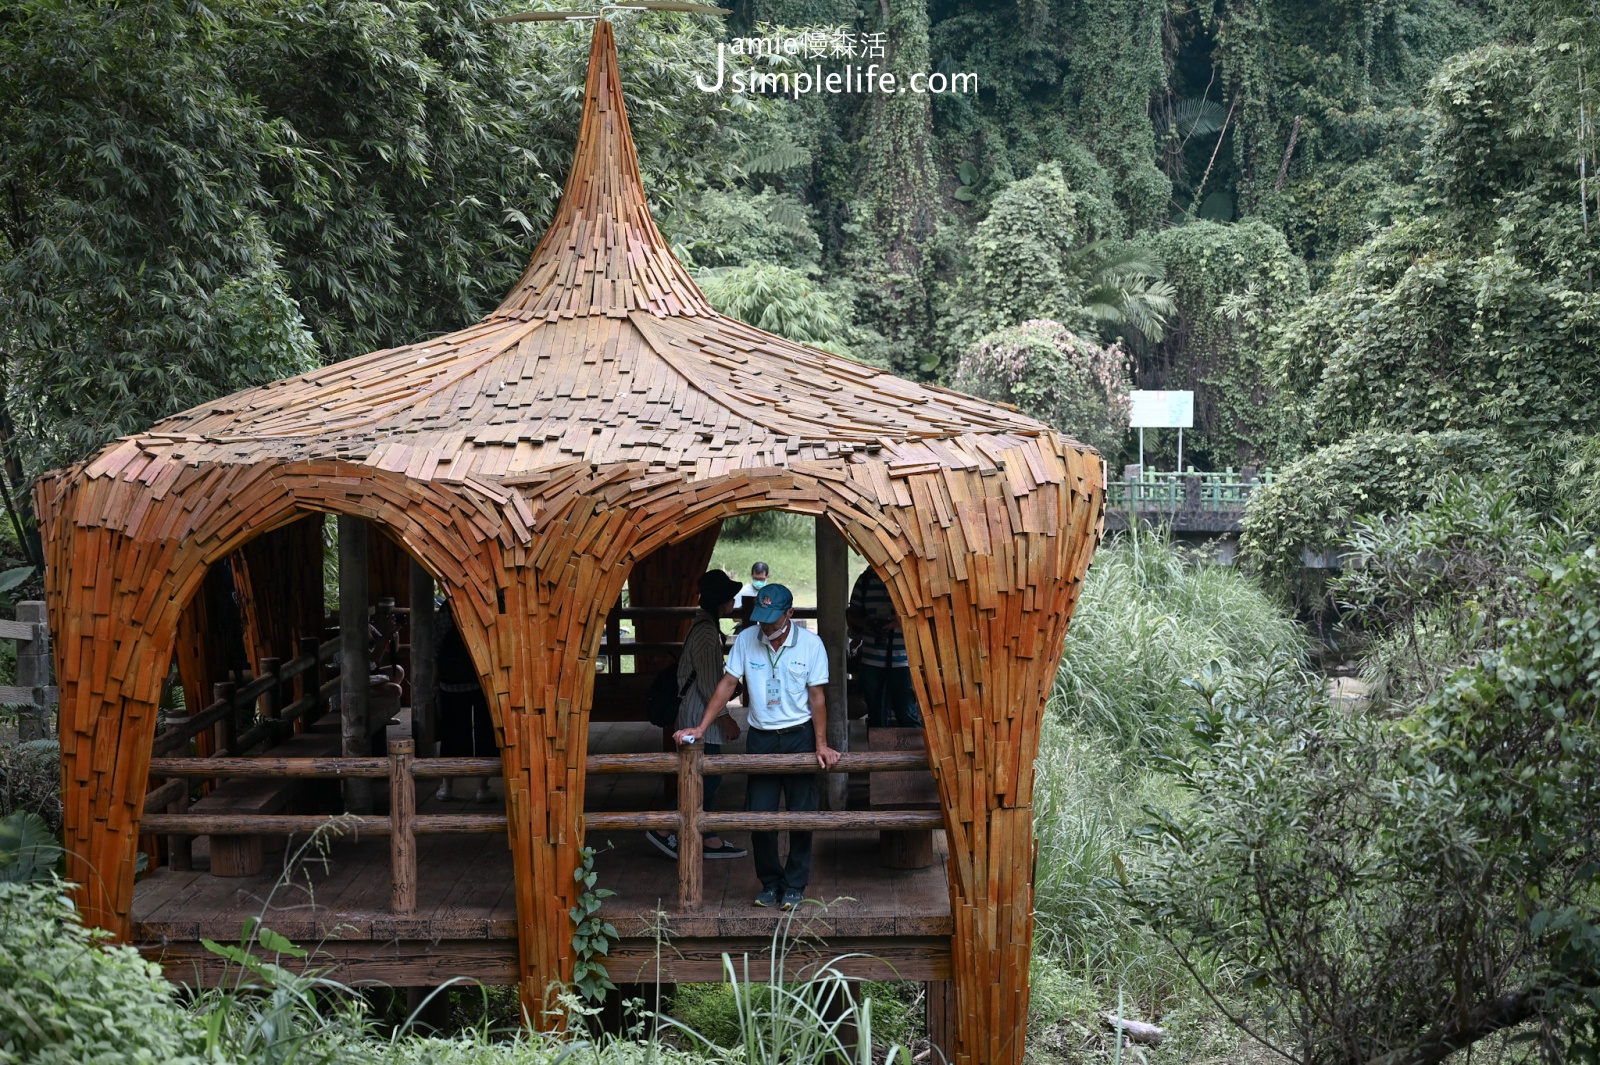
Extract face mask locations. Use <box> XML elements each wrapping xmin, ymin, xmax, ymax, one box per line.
<box><xmin>751</xmin><ymin>579</ymin><xmax>766</xmax><ymax>590</ymax></box>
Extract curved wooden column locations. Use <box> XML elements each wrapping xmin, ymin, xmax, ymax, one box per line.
<box><xmin>841</xmin><ymin>440</ymin><xmax>1103</xmax><ymax>1065</ymax></box>
<box><xmin>44</xmin><ymin>518</ymin><xmax>182</xmax><ymax>930</ymax></box>
<box><xmin>454</xmin><ymin>468</ymin><xmax>642</xmax><ymax>1024</ymax></box>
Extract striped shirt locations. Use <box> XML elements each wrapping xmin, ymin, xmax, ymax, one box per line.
<box><xmin>675</xmin><ymin>610</ymin><xmax>727</xmax><ymax>731</ymax></box>
<box><xmin>850</xmin><ymin>570</ymin><xmax>907</xmax><ymax>669</ymax></box>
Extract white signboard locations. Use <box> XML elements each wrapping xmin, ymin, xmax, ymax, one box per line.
<box><xmin>1128</xmin><ymin>390</ymin><xmax>1194</xmax><ymax>429</ymax></box>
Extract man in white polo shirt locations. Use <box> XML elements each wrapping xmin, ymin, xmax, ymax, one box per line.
<box><xmin>675</xmin><ymin>583</ymin><xmax>841</xmax><ymax>910</ymax></box>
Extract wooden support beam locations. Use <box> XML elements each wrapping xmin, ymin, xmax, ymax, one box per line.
<box><xmin>390</xmin><ymin>738</ymin><xmax>417</xmax><ymax>914</ymax></box>
<box><xmin>15</xmin><ymin>601</ymin><xmax>51</xmax><ymax>740</ymax></box>
<box><xmin>409</xmin><ymin>559</ymin><xmax>437</xmax><ymax>758</ymax></box>
<box><xmin>677</xmin><ymin>740</ymin><xmax>703</xmax><ymax>911</ymax></box>
<box><xmin>339</xmin><ymin>515</ymin><xmax>372</xmax><ymax>813</ymax></box>
<box><xmin>815</xmin><ymin>517</ymin><xmax>850</xmax><ymax>811</ymax></box>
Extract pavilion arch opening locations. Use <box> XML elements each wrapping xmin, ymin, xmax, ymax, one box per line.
<box><xmin>134</xmin><ymin>510</ymin><xmax>519</xmax><ymax>990</ymax></box>
<box><xmin>577</xmin><ymin>504</ymin><xmax>951</xmax><ymax>979</ymax></box>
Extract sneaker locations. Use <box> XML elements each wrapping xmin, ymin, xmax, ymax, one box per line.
<box><xmin>753</xmin><ymin>888</ymin><xmax>779</xmax><ymax>908</ymax></box>
<box><xmin>646</xmin><ymin>830</ymin><xmax>679</xmax><ymax>859</ymax></box>
<box><xmin>473</xmin><ymin>785</ymin><xmax>494</xmax><ymax>804</ymax></box>
<box><xmin>703</xmin><ymin>839</ymin><xmax>747</xmax><ymax>859</ymax></box>
<box><xmin>780</xmin><ymin>889</ymin><xmax>803</xmax><ymax>911</ymax></box>
<box><xmin>434</xmin><ymin>781</ymin><xmax>453</xmax><ymax>802</ymax></box>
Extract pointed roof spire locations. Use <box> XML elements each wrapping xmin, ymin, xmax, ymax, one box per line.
<box><xmin>491</xmin><ymin>18</ymin><xmax>712</xmax><ymax>321</ymax></box>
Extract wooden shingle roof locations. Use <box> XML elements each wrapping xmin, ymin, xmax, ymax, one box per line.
<box><xmin>90</xmin><ymin>19</ymin><xmax>1062</xmax><ymax>487</ymax></box>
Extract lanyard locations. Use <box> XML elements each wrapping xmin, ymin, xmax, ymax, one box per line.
<box><xmin>763</xmin><ymin>625</ymin><xmax>790</xmax><ymax>673</ymax></box>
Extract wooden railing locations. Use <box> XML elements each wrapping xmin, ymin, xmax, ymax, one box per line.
<box><xmin>0</xmin><ymin>601</ymin><xmax>55</xmax><ymax>740</ymax></box>
<box><xmin>140</xmin><ymin>742</ymin><xmax>939</xmax><ymax>914</ymax></box>
<box><xmin>149</xmin><ymin>636</ymin><xmax>339</xmax><ymax>759</ymax></box>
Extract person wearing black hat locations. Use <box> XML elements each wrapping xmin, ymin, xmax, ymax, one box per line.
<box><xmin>675</xmin><ymin>583</ymin><xmax>841</xmax><ymax>910</ymax></box>
<box><xmin>647</xmin><ymin>569</ymin><xmax>747</xmax><ymax>861</ymax></box>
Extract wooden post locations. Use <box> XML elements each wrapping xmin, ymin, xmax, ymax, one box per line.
<box><xmin>167</xmin><ymin>777</ymin><xmax>192</xmax><ymax>871</ymax></box>
<box><xmin>926</xmin><ymin>980</ymin><xmax>957</xmax><ymax>1063</ymax></box>
<box><xmin>258</xmin><ymin>657</ymin><xmax>281</xmax><ymax>742</ymax></box>
<box><xmin>390</xmin><ymin>737</ymin><xmax>417</xmax><ymax>914</ymax></box>
<box><xmin>677</xmin><ymin>739</ymin><xmax>703</xmax><ymax>911</ymax></box>
<box><xmin>339</xmin><ymin>515</ymin><xmax>372</xmax><ymax>813</ymax></box>
<box><xmin>15</xmin><ymin>601</ymin><xmax>51</xmax><ymax>740</ymax></box>
<box><xmin>295</xmin><ymin>636</ymin><xmax>319</xmax><ymax>728</ymax></box>
<box><xmin>408</xmin><ymin>559</ymin><xmax>437</xmax><ymax>757</ymax></box>
<box><xmin>815</xmin><ymin>518</ymin><xmax>850</xmax><ymax>811</ymax></box>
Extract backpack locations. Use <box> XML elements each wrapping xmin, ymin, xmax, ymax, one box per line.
<box><xmin>645</xmin><ymin>617</ymin><xmax>715</xmax><ymax>729</ymax></box>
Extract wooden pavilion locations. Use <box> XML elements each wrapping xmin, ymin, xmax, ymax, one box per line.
<box><xmin>38</xmin><ymin>19</ymin><xmax>1103</xmax><ymax>1064</ymax></box>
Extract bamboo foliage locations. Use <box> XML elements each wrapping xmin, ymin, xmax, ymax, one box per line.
<box><xmin>36</xmin><ymin>20</ymin><xmax>1104</xmax><ymax>1065</ymax></box>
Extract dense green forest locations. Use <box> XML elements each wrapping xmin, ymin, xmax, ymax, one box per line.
<box><xmin>3</xmin><ymin>0</ymin><xmax>1598</xmax><ymax>489</ymax></box>
<box><xmin>4</xmin><ymin>0</ymin><xmax>1600</xmax><ymax>1061</ymax></box>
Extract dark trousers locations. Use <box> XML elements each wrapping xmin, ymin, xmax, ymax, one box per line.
<box><xmin>858</xmin><ymin>664</ymin><xmax>922</xmax><ymax>727</ymax></box>
<box><xmin>746</xmin><ymin>725</ymin><xmax>817</xmax><ymax>892</ymax></box>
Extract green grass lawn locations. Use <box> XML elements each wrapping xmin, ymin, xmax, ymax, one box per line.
<box><xmin>706</xmin><ymin>514</ymin><xmax>871</xmax><ymax>609</ymax></box>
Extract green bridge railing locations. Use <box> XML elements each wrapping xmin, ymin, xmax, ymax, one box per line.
<box><xmin>1104</xmin><ymin>468</ymin><xmax>1274</xmax><ymax>526</ymax></box>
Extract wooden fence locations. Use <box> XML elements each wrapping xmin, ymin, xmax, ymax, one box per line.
<box><xmin>0</xmin><ymin>601</ymin><xmax>55</xmax><ymax>741</ymax></box>
<box><xmin>141</xmin><ymin>742</ymin><xmax>937</xmax><ymax>914</ymax></box>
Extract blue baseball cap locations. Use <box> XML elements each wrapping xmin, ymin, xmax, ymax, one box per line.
<box><xmin>749</xmin><ymin>583</ymin><xmax>794</xmax><ymax>623</ymax></box>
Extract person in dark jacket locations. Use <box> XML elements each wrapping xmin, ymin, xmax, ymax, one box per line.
<box><xmin>434</xmin><ymin>602</ymin><xmax>496</xmax><ymax>803</ymax></box>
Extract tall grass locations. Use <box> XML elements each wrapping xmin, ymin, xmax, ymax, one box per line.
<box><xmin>1053</xmin><ymin>528</ymin><xmax>1304</xmax><ymax>756</ymax></box>
<box><xmin>1027</xmin><ymin>530</ymin><xmax>1304</xmax><ymax>1039</ymax></box>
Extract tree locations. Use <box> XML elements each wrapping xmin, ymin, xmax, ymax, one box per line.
<box><xmin>1271</xmin><ymin>44</ymin><xmax>1600</xmax><ymax>452</ymax></box>
<box><xmin>1141</xmin><ymin>219</ymin><xmax>1307</xmax><ymax>468</ymax></box>
<box><xmin>846</xmin><ymin>0</ymin><xmax>940</xmax><ymax>375</ymax></box>
<box><xmin>697</xmin><ymin>263</ymin><xmax>851</xmax><ymax>353</ymax></box>
<box><xmin>0</xmin><ymin>0</ymin><xmax>772</xmax><ymax>482</ymax></box>
<box><xmin>941</xmin><ymin>163</ymin><xmax>1163</xmax><ymax>351</ymax></box>
<box><xmin>948</xmin><ymin>320</ymin><xmax>1130</xmax><ymax>457</ymax></box>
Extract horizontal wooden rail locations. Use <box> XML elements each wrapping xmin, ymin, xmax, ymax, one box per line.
<box><xmin>587</xmin><ymin>753</ymin><xmax>677</xmax><ymax>774</ymax></box>
<box><xmin>703</xmin><ymin>810</ymin><xmax>943</xmax><ymax>832</ymax></box>
<box><xmin>148</xmin><ymin>756</ymin><xmax>391</xmax><ymax>779</ymax></box>
<box><xmin>0</xmin><ymin>618</ymin><xmax>38</xmax><ymax>641</ymax></box>
<box><xmin>147</xmin><ymin>750</ymin><xmax>931</xmax><ymax>781</ymax></box>
<box><xmin>410</xmin><ymin>758</ymin><xmax>503</xmax><ymax>779</ymax></box>
<box><xmin>142</xmin><ymin>813</ymin><xmax>391</xmax><ymax>836</ymax></box>
<box><xmin>139</xmin><ymin>812</ymin><xmax>511</xmax><ymax>836</ymax></box>
<box><xmin>705</xmin><ymin>751</ymin><xmax>928</xmax><ymax>774</ymax></box>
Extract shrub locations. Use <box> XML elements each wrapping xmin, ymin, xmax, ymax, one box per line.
<box><xmin>0</xmin><ymin>881</ymin><xmax>203</xmax><ymax>1064</ymax></box>
<box><xmin>949</xmin><ymin>320</ymin><xmax>1130</xmax><ymax>456</ymax></box>
<box><xmin>1131</xmin><ymin>549</ymin><xmax>1600</xmax><ymax>1065</ymax></box>
<box><xmin>0</xmin><ymin>738</ymin><xmax>61</xmax><ymax>831</ymax></box>
<box><xmin>1334</xmin><ymin>475</ymin><xmax>1576</xmax><ymax>706</ymax></box>
<box><xmin>1239</xmin><ymin>428</ymin><xmax>1513</xmax><ymax>590</ymax></box>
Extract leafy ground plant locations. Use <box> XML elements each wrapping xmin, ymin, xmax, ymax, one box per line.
<box><xmin>0</xmin><ymin>880</ymin><xmax>205</xmax><ymax>1064</ymax></box>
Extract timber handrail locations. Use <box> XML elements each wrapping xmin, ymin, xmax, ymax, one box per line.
<box><xmin>141</xmin><ymin>739</ymin><xmax>938</xmax><ymax>916</ymax></box>
<box><xmin>150</xmin><ymin>636</ymin><xmax>339</xmax><ymax>756</ymax></box>
<box><xmin>146</xmin><ymin>750</ymin><xmax>930</xmax><ymax>780</ymax></box>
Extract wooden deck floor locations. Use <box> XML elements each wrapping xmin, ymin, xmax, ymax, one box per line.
<box><xmin>133</xmin><ymin>721</ymin><xmax>953</xmax><ymax>985</ymax></box>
